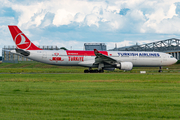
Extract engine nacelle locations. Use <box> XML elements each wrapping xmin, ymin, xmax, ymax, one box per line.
<box><xmin>116</xmin><ymin>62</ymin><xmax>133</xmax><ymax>71</ymax></box>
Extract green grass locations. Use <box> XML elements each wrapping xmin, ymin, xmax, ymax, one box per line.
<box><xmin>0</xmin><ymin>73</ymin><xmax>180</xmax><ymax>119</ymax></box>
<box><xmin>0</xmin><ymin>62</ymin><xmax>180</xmax><ymax>73</ymax></box>
<box><xmin>0</xmin><ymin>62</ymin><xmax>180</xmax><ymax>119</ymax></box>
<box><xmin>0</xmin><ymin>62</ymin><xmax>84</xmax><ymax>73</ymax></box>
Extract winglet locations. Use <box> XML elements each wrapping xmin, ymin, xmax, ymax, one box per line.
<box><xmin>94</xmin><ymin>49</ymin><xmax>100</xmax><ymax>55</ymax></box>
<box><xmin>8</xmin><ymin>25</ymin><xmax>42</xmax><ymax>50</ymax></box>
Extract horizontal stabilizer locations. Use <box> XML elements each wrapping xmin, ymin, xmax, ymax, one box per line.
<box><xmin>15</xmin><ymin>48</ymin><xmax>30</xmax><ymax>56</ymax></box>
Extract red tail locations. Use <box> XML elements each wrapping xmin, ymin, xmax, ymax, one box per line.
<box><xmin>8</xmin><ymin>25</ymin><xmax>42</xmax><ymax>50</ymax></box>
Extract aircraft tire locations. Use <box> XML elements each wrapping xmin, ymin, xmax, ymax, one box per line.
<box><xmin>94</xmin><ymin>69</ymin><xmax>98</xmax><ymax>73</ymax></box>
<box><xmin>84</xmin><ymin>69</ymin><xmax>89</xmax><ymax>73</ymax></box>
<box><xmin>98</xmin><ymin>70</ymin><xmax>104</xmax><ymax>73</ymax></box>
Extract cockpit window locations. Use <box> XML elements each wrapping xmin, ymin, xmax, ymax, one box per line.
<box><xmin>170</xmin><ymin>56</ymin><xmax>174</xmax><ymax>58</ymax></box>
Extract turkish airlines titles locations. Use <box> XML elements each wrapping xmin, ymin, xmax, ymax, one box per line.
<box><xmin>69</xmin><ymin>57</ymin><xmax>84</xmax><ymax>61</ymax></box>
<box><xmin>118</xmin><ymin>52</ymin><xmax>160</xmax><ymax>57</ymax></box>
<box><xmin>50</xmin><ymin>56</ymin><xmax>84</xmax><ymax>62</ymax></box>
<box><xmin>50</xmin><ymin>53</ymin><xmax>84</xmax><ymax>62</ymax></box>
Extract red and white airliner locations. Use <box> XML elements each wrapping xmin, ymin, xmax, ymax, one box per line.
<box><xmin>8</xmin><ymin>25</ymin><xmax>177</xmax><ymax>73</ymax></box>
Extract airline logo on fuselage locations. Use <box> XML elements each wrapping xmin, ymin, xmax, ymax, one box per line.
<box><xmin>50</xmin><ymin>53</ymin><xmax>64</xmax><ymax>62</ymax></box>
<box><xmin>118</xmin><ymin>52</ymin><xmax>160</xmax><ymax>57</ymax></box>
<box><xmin>50</xmin><ymin>57</ymin><xmax>64</xmax><ymax>62</ymax></box>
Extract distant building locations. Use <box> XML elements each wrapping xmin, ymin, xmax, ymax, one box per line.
<box><xmin>84</xmin><ymin>43</ymin><xmax>106</xmax><ymax>51</ymax></box>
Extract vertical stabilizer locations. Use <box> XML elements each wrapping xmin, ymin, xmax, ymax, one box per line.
<box><xmin>8</xmin><ymin>25</ymin><xmax>42</xmax><ymax>50</ymax></box>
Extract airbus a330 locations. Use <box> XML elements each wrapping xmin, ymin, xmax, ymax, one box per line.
<box><xmin>8</xmin><ymin>25</ymin><xmax>177</xmax><ymax>73</ymax></box>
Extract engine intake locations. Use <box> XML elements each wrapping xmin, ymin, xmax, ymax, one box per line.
<box><xmin>116</xmin><ymin>62</ymin><xmax>133</xmax><ymax>71</ymax></box>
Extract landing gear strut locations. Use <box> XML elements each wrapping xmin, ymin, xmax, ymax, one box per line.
<box><xmin>84</xmin><ymin>64</ymin><xmax>104</xmax><ymax>73</ymax></box>
<box><xmin>158</xmin><ymin>66</ymin><xmax>162</xmax><ymax>72</ymax></box>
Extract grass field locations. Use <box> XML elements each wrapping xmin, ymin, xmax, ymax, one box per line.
<box><xmin>0</xmin><ymin>62</ymin><xmax>180</xmax><ymax>73</ymax></box>
<box><xmin>0</xmin><ymin>63</ymin><xmax>180</xmax><ymax>119</ymax></box>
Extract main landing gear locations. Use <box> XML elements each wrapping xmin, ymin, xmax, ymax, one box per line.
<box><xmin>84</xmin><ymin>68</ymin><xmax>104</xmax><ymax>73</ymax></box>
<box><xmin>158</xmin><ymin>66</ymin><xmax>162</xmax><ymax>72</ymax></box>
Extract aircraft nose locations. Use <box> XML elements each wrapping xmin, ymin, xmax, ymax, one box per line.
<box><xmin>174</xmin><ymin>58</ymin><xmax>178</xmax><ymax>63</ymax></box>
<box><xmin>172</xmin><ymin>58</ymin><xmax>178</xmax><ymax>64</ymax></box>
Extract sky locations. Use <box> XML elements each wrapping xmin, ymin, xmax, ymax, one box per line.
<box><xmin>1</xmin><ymin>0</ymin><xmax>180</xmax><ymax>55</ymax></box>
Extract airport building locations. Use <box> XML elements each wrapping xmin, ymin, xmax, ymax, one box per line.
<box><xmin>84</xmin><ymin>43</ymin><xmax>106</xmax><ymax>51</ymax></box>
<box><xmin>109</xmin><ymin>38</ymin><xmax>180</xmax><ymax>60</ymax></box>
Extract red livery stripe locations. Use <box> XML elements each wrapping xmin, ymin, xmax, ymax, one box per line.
<box><xmin>66</xmin><ymin>50</ymin><xmax>108</xmax><ymax>56</ymax></box>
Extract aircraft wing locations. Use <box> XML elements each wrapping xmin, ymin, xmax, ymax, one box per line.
<box><xmin>94</xmin><ymin>49</ymin><xmax>117</xmax><ymax>65</ymax></box>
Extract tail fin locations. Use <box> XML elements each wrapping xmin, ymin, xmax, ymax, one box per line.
<box><xmin>8</xmin><ymin>25</ymin><xmax>42</xmax><ymax>50</ymax></box>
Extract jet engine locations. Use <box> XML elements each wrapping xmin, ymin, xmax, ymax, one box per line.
<box><xmin>115</xmin><ymin>62</ymin><xmax>133</xmax><ymax>71</ymax></box>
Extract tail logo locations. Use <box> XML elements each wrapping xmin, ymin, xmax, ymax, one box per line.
<box><xmin>14</xmin><ymin>33</ymin><xmax>31</xmax><ymax>49</ymax></box>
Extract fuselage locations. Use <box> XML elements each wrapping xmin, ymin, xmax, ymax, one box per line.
<box><xmin>12</xmin><ymin>50</ymin><xmax>177</xmax><ymax>68</ymax></box>
<box><xmin>8</xmin><ymin>25</ymin><xmax>178</xmax><ymax>72</ymax></box>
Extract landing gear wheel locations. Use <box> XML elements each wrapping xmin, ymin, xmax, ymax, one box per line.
<box><xmin>158</xmin><ymin>66</ymin><xmax>162</xmax><ymax>73</ymax></box>
<box><xmin>84</xmin><ymin>69</ymin><xmax>89</xmax><ymax>73</ymax></box>
<box><xmin>84</xmin><ymin>69</ymin><xmax>104</xmax><ymax>73</ymax></box>
<box><xmin>94</xmin><ymin>69</ymin><xmax>98</xmax><ymax>73</ymax></box>
<box><xmin>98</xmin><ymin>69</ymin><xmax>104</xmax><ymax>73</ymax></box>
<box><xmin>90</xmin><ymin>69</ymin><xmax>99</xmax><ymax>73</ymax></box>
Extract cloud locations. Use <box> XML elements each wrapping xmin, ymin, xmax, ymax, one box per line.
<box><xmin>85</xmin><ymin>14</ymin><xmax>100</xmax><ymax>27</ymax></box>
<box><xmin>1</xmin><ymin>0</ymin><xmax>180</xmax><ymax>56</ymax></box>
<box><xmin>32</xmin><ymin>41</ymin><xmax>40</xmax><ymax>46</ymax></box>
<box><xmin>1</xmin><ymin>0</ymin><xmax>179</xmax><ymax>34</ymax></box>
<box><xmin>106</xmin><ymin>40</ymin><xmax>133</xmax><ymax>49</ymax></box>
<box><xmin>53</xmin><ymin>9</ymin><xmax>74</xmax><ymax>26</ymax></box>
<box><xmin>1</xmin><ymin>0</ymin><xmax>123</xmax><ymax>29</ymax></box>
<box><xmin>141</xmin><ymin>1</ymin><xmax>180</xmax><ymax>33</ymax></box>
<box><xmin>5</xmin><ymin>0</ymin><xmax>103</xmax><ymax>28</ymax></box>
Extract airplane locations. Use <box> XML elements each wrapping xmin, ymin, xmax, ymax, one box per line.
<box><xmin>8</xmin><ymin>25</ymin><xmax>177</xmax><ymax>73</ymax></box>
